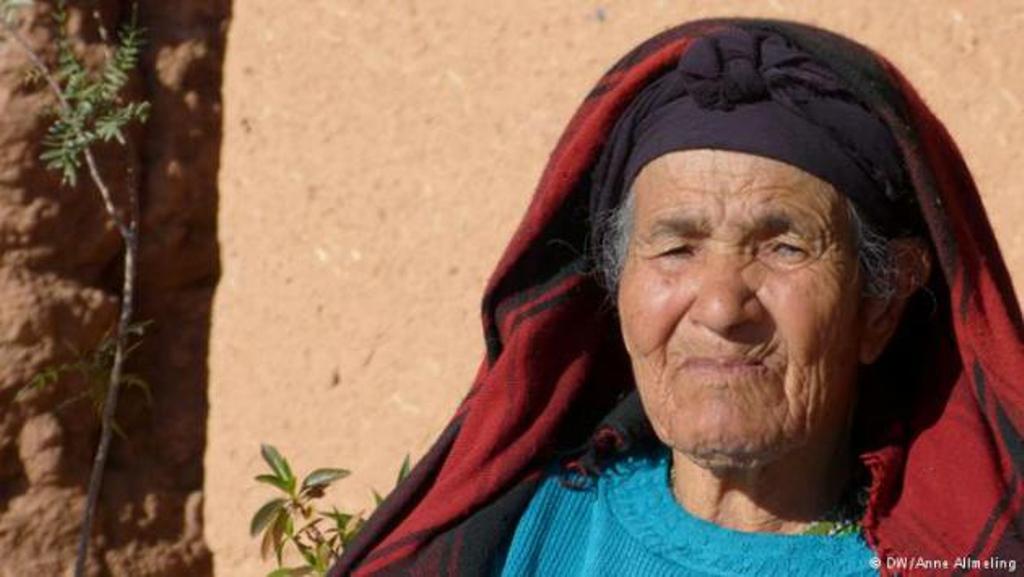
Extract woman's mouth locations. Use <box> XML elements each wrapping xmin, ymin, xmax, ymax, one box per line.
<box><xmin>680</xmin><ymin>356</ymin><xmax>768</xmax><ymax>377</ymax></box>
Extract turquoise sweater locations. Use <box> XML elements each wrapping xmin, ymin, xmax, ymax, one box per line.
<box><xmin>499</xmin><ymin>448</ymin><xmax>878</xmax><ymax>576</ymax></box>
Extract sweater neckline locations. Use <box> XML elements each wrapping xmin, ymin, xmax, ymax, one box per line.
<box><xmin>600</xmin><ymin>448</ymin><xmax>875</xmax><ymax>575</ymax></box>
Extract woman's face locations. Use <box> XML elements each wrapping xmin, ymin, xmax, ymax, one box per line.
<box><xmin>617</xmin><ymin>149</ymin><xmax>867</xmax><ymax>470</ymax></box>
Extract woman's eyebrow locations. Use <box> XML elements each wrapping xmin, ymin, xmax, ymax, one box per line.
<box><xmin>643</xmin><ymin>209</ymin><xmax>824</xmax><ymax>240</ymax></box>
<box><xmin>748</xmin><ymin>210</ymin><xmax>817</xmax><ymax>237</ymax></box>
<box><xmin>647</xmin><ymin>214</ymin><xmax>711</xmax><ymax>239</ymax></box>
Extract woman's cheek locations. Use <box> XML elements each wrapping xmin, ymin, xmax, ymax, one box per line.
<box><xmin>758</xmin><ymin>265</ymin><xmax>858</xmax><ymax>425</ymax></box>
<box><xmin>758</xmin><ymin>267</ymin><xmax>845</xmax><ymax>362</ymax></box>
<box><xmin>619</xmin><ymin>264</ymin><xmax>691</xmax><ymax>358</ymax></box>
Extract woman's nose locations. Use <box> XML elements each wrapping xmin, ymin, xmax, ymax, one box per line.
<box><xmin>687</xmin><ymin>257</ymin><xmax>766</xmax><ymax>339</ymax></box>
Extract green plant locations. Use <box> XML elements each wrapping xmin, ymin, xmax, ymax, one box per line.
<box><xmin>18</xmin><ymin>321</ymin><xmax>152</xmax><ymax>433</ymax></box>
<box><xmin>39</xmin><ymin>2</ymin><xmax>149</xmax><ymax>186</ymax></box>
<box><xmin>251</xmin><ymin>444</ymin><xmax>412</xmax><ymax>577</ymax></box>
<box><xmin>0</xmin><ymin>2</ymin><xmax>148</xmax><ymax>576</ymax></box>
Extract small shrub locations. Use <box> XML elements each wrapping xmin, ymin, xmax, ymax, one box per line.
<box><xmin>251</xmin><ymin>444</ymin><xmax>411</xmax><ymax>577</ymax></box>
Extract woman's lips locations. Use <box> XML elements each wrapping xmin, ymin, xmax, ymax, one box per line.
<box><xmin>680</xmin><ymin>357</ymin><xmax>767</xmax><ymax>376</ymax></box>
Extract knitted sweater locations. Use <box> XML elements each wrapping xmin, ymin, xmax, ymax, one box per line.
<box><xmin>499</xmin><ymin>448</ymin><xmax>878</xmax><ymax>576</ymax></box>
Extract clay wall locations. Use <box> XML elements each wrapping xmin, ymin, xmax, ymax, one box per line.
<box><xmin>0</xmin><ymin>1</ymin><xmax>227</xmax><ymax>575</ymax></box>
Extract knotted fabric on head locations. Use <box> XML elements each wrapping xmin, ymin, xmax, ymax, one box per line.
<box><xmin>589</xmin><ymin>26</ymin><xmax>921</xmax><ymax>261</ymax></box>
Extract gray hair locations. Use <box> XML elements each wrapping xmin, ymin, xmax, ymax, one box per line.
<box><xmin>598</xmin><ymin>191</ymin><xmax>897</xmax><ymax>300</ymax></box>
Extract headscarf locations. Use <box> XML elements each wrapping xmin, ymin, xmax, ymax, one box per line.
<box><xmin>591</xmin><ymin>26</ymin><xmax>921</xmax><ymax>245</ymax></box>
<box><xmin>330</xmin><ymin>19</ymin><xmax>1024</xmax><ymax>577</ymax></box>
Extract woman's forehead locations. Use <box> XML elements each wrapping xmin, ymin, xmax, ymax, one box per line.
<box><xmin>631</xmin><ymin>150</ymin><xmax>845</xmax><ymax>225</ymax></box>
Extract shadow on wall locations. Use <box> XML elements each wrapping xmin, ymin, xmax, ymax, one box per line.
<box><xmin>0</xmin><ymin>1</ymin><xmax>231</xmax><ymax>575</ymax></box>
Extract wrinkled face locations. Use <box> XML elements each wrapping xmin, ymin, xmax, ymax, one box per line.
<box><xmin>618</xmin><ymin>149</ymin><xmax>865</xmax><ymax>470</ymax></box>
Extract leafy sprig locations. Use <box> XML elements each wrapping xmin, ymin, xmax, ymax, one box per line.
<box><xmin>39</xmin><ymin>4</ymin><xmax>149</xmax><ymax>185</ymax></box>
<box><xmin>18</xmin><ymin>321</ymin><xmax>152</xmax><ymax>435</ymax></box>
<box><xmin>251</xmin><ymin>445</ymin><xmax>413</xmax><ymax>577</ymax></box>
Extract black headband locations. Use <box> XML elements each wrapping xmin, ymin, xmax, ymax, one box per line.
<box><xmin>590</xmin><ymin>26</ymin><xmax>918</xmax><ymax>255</ymax></box>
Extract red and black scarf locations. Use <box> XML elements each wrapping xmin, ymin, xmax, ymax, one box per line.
<box><xmin>330</xmin><ymin>19</ymin><xmax>1024</xmax><ymax>577</ymax></box>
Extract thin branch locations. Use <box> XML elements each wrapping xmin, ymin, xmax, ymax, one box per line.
<box><xmin>2</xmin><ymin>8</ymin><xmax>140</xmax><ymax>577</ymax></box>
<box><xmin>72</xmin><ymin>157</ymin><xmax>138</xmax><ymax>577</ymax></box>
<box><xmin>73</xmin><ymin>227</ymin><xmax>135</xmax><ymax>577</ymax></box>
<box><xmin>0</xmin><ymin>17</ymin><xmax>69</xmax><ymax>109</ymax></box>
<box><xmin>85</xmin><ymin>145</ymin><xmax>132</xmax><ymax>236</ymax></box>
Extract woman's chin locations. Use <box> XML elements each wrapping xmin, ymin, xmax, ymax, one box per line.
<box><xmin>680</xmin><ymin>446</ymin><xmax>781</xmax><ymax>471</ymax></box>
<box><xmin>667</xmin><ymin>427</ymin><xmax>793</xmax><ymax>471</ymax></box>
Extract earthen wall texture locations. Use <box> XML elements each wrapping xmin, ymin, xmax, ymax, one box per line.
<box><xmin>0</xmin><ymin>1</ymin><xmax>226</xmax><ymax>575</ymax></box>
<box><xmin>209</xmin><ymin>2</ymin><xmax>1022</xmax><ymax>576</ymax></box>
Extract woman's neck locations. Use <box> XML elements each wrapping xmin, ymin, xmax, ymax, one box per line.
<box><xmin>669</xmin><ymin>435</ymin><xmax>852</xmax><ymax>534</ymax></box>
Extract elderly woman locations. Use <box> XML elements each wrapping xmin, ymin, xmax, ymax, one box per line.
<box><xmin>331</xmin><ymin>19</ymin><xmax>1023</xmax><ymax>577</ymax></box>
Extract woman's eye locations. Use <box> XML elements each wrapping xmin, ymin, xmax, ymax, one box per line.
<box><xmin>776</xmin><ymin>243</ymin><xmax>805</xmax><ymax>255</ymax></box>
<box><xmin>763</xmin><ymin>242</ymin><xmax>809</xmax><ymax>263</ymax></box>
<box><xmin>660</xmin><ymin>245</ymin><xmax>696</xmax><ymax>258</ymax></box>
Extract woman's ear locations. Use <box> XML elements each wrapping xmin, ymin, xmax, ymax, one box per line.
<box><xmin>858</xmin><ymin>238</ymin><xmax>932</xmax><ymax>364</ymax></box>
